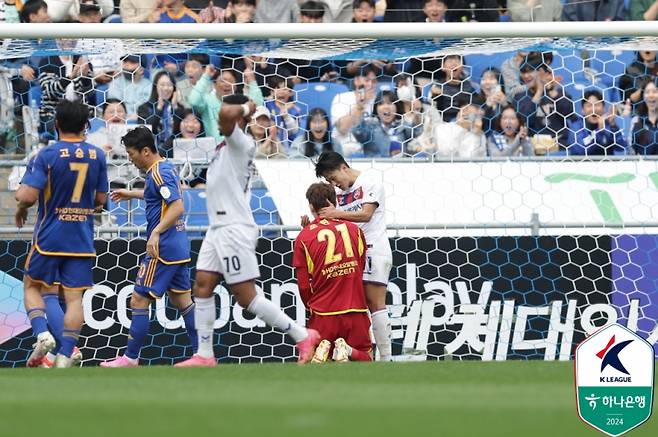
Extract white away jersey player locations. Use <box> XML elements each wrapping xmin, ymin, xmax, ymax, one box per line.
<box><xmin>336</xmin><ymin>171</ymin><xmax>392</xmax><ymax>285</ymax></box>
<box><xmin>197</xmin><ymin>123</ymin><xmax>260</xmax><ymax>284</ymax></box>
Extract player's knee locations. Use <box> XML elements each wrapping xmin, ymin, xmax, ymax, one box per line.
<box><xmin>168</xmin><ymin>291</ymin><xmax>192</xmax><ymax>309</ymax></box>
<box><xmin>230</xmin><ymin>283</ymin><xmax>256</xmax><ymax>308</ymax></box>
<box><xmin>193</xmin><ymin>281</ymin><xmax>213</xmax><ymax>299</ymax></box>
<box><xmin>130</xmin><ymin>292</ymin><xmax>151</xmax><ymax>309</ymax></box>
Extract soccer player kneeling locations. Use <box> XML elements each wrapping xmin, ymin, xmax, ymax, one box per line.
<box><xmin>293</xmin><ymin>183</ymin><xmax>372</xmax><ymax>363</ymax></box>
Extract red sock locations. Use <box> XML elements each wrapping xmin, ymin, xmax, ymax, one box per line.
<box><xmin>350</xmin><ymin>348</ymin><xmax>372</xmax><ymax>362</ymax></box>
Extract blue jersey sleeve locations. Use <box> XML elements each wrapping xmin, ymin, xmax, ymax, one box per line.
<box><xmin>96</xmin><ymin>148</ymin><xmax>109</xmax><ymax>194</ymax></box>
<box><xmin>20</xmin><ymin>150</ymin><xmax>49</xmax><ymax>189</ymax></box>
<box><xmin>156</xmin><ymin>165</ymin><xmax>182</xmax><ymax>205</ymax></box>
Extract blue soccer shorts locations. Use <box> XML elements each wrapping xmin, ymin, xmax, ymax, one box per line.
<box><xmin>134</xmin><ymin>256</ymin><xmax>191</xmax><ymax>299</ymax></box>
<box><xmin>25</xmin><ymin>248</ymin><xmax>94</xmax><ymax>291</ymax></box>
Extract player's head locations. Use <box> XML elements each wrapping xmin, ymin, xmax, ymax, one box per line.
<box><xmin>315</xmin><ymin>151</ymin><xmax>353</xmax><ymax>190</ymax></box>
<box><xmin>223</xmin><ymin>93</ymin><xmax>251</xmax><ymax>129</ymax></box>
<box><xmin>121</xmin><ymin>126</ymin><xmax>159</xmax><ymax>171</ymax></box>
<box><xmin>306</xmin><ymin>183</ymin><xmax>337</xmax><ymax>217</ymax></box>
<box><xmin>55</xmin><ymin>100</ymin><xmax>90</xmax><ymax>136</ymax></box>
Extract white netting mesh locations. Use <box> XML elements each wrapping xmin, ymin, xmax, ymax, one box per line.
<box><xmin>1</xmin><ymin>32</ymin><xmax>658</xmax><ymax>365</ymax></box>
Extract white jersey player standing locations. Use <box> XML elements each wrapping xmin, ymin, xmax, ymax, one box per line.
<box><xmin>313</xmin><ymin>152</ymin><xmax>393</xmax><ymax>361</ymax></box>
<box><xmin>176</xmin><ymin>95</ymin><xmax>320</xmax><ymax>367</ymax></box>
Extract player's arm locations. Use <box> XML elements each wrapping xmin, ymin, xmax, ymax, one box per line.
<box><xmin>292</xmin><ymin>238</ymin><xmax>313</xmax><ymax>306</ymax></box>
<box><xmin>15</xmin><ymin>153</ymin><xmax>48</xmax><ymax>227</ymax></box>
<box><xmin>319</xmin><ymin>202</ymin><xmax>377</xmax><ymax>223</ymax></box>
<box><xmin>219</xmin><ymin>100</ymin><xmax>256</xmax><ymax>137</ymax></box>
<box><xmin>110</xmin><ymin>189</ymin><xmax>144</xmax><ymax>202</ymax></box>
<box><xmin>146</xmin><ymin>168</ymin><xmax>185</xmax><ymax>258</ymax></box>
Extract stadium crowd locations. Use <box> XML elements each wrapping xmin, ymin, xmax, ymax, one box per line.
<box><xmin>0</xmin><ymin>0</ymin><xmax>657</xmax><ymax>168</ymax></box>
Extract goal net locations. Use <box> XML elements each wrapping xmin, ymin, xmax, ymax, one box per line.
<box><xmin>1</xmin><ymin>23</ymin><xmax>658</xmax><ymax>366</ymax></box>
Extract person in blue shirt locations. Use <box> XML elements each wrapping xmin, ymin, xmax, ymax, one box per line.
<box><xmin>569</xmin><ymin>89</ymin><xmax>627</xmax><ymax>156</ymax></box>
<box><xmin>150</xmin><ymin>0</ymin><xmax>202</xmax><ymax>23</ymax></box>
<box><xmin>16</xmin><ymin>99</ymin><xmax>109</xmax><ymax>368</ymax></box>
<box><xmin>101</xmin><ymin>127</ymin><xmax>197</xmax><ymax>367</ymax></box>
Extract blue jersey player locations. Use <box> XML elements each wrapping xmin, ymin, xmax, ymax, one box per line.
<box><xmin>16</xmin><ymin>100</ymin><xmax>109</xmax><ymax>368</ymax></box>
<box><xmin>101</xmin><ymin>127</ymin><xmax>197</xmax><ymax>367</ymax></box>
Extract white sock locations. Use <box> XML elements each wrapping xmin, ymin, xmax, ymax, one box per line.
<box><xmin>371</xmin><ymin>309</ymin><xmax>392</xmax><ymax>361</ymax></box>
<box><xmin>195</xmin><ymin>297</ymin><xmax>216</xmax><ymax>359</ymax></box>
<box><xmin>54</xmin><ymin>354</ymin><xmax>71</xmax><ymax>368</ymax></box>
<box><xmin>247</xmin><ymin>295</ymin><xmax>307</xmax><ymax>343</ymax></box>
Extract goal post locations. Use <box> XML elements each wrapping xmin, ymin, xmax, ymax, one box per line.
<box><xmin>1</xmin><ymin>22</ymin><xmax>658</xmax><ymax>366</ymax></box>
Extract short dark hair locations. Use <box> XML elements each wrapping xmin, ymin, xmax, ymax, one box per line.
<box><xmin>79</xmin><ymin>0</ymin><xmax>101</xmax><ymax>16</ymax></box>
<box><xmin>222</xmin><ymin>94</ymin><xmax>250</xmax><ymax>105</ymax></box>
<box><xmin>353</xmin><ymin>0</ymin><xmax>375</xmax><ymax>8</ymax></box>
<box><xmin>234</xmin><ymin>0</ymin><xmax>256</xmax><ymax>6</ymax></box>
<box><xmin>103</xmin><ymin>98</ymin><xmax>126</xmax><ymax>114</ymax></box>
<box><xmin>20</xmin><ymin>0</ymin><xmax>48</xmax><ymax>23</ymax></box>
<box><xmin>121</xmin><ymin>126</ymin><xmax>157</xmax><ymax>154</ymax></box>
<box><xmin>583</xmin><ymin>89</ymin><xmax>604</xmax><ymax>105</ymax></box>
<box><xmin>424</xmin><ymin>0</ymin><xmax>447</xmax><ymax>5</ymax></box>
<box><xmin>306</xmin><ymin>183</ymin><xmax>337</xmax><ymax>212</ymax></box>
<box><xmin>186</xmin><ymin>53</ymin><xmax>210</xmax><ymax>66</ymax></box>
<box><xmin>315</xmin><ymin>151</ymin><xmax>348</xmax><ymax>178</ymax></box>
<box><xmin>300</xmin><ymin>1</ymin><xmax>325</xmax><ymax>19</ymax></box>
<box><xmin>56</xmin><ymin>100</ymin><xmax>90</xmax><ymax>134</ymax></box>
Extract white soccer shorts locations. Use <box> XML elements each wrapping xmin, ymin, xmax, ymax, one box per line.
<box><xmin>196</xmin><ymin>224</ymin><xmax>260</xmax><ymax>285</ymax></box>
<box><xmin>363</xmin><ymin>252</ymin><xmax>392</xmax><ymax>286</ymax></box>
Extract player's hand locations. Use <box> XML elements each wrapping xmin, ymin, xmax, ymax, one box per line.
<box><xmin>300</xmin><ymin>215</ymin><xmax>310</xmax><ymax>227</ymax></box>
<box><xmin>146</xmin><ymin>232</ymin><xmax>160</xmax><ymax>258</ymax></box>
<box><xmin>15</xmin><ymin>207</ymin><xmax>28</xmax><ymax>228</ymax></box>
<box><xmin>204</xmin><ymin>64</ymin><xmax>217</xmax><ymax>78</ymax></box>
<box><xmin>20</xmin><ymin>65</ymin><xmax>35</xmax><ymax>81</ymax></box>
<box><xmin>318</xmin><ymin>200</ymin><xmax>340</xmax><ymax>219</ymax></box>
<box><xmin>110</xmin><ymin>189</ymin><xmax>132</xmax><ymax>202</ymax></box>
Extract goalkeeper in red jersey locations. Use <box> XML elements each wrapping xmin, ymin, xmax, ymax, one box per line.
<box><xmin>293</xmin><ymin>183</ymin><xmax>372</xmax><ymax>363</ymax></box>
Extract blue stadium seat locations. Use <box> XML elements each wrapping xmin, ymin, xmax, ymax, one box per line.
<box><xmin>28</xmin><ymin>85</ymin><xmax>41</xmax><ymax>106</ymax></box>
<box><xmin>108</xmin><ymin>198</ymin><xmax>147</xmax><ymax>227</ymax></box>
<box><xmin>251</xmin><ymin>188</ymin><xmax>280</xmax><ymax>226</ymax></box>
<box><xmin>88</xmin><ymin>118</ymin><xmax>105</xmax><ymax>133</ymax></box>
<box><xmin>183</xmin><ymin>189</ymin><xmax>209</xmax><ymax>227</ymax></box>
<box><xmin>95</xmin><ymin>83</ymin><xmax>109</xmax><ymax>109</ymax></box>
<box><xmin>293</xmin><ymin>82</ymin><xmax>349</xmax><ymax>120</ymax></box>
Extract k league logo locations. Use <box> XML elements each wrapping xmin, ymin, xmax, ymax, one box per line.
<box><xmin>575</xmin><ymin>323</ymin><xmax>655</xmax><ymax>436</ymax></box>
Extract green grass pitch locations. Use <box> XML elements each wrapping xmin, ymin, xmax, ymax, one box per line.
<box><xmin>0</xmin><ymin>361</ymin><xmax>655</xmax><ymax>437</ymax></box>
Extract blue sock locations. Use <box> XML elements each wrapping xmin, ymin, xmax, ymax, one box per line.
<box><xmin>60</xmin><ymin>328</ymin><xmax>79</xmax><ymax>358</ymax></box>
<box><xmin>125</xmin><ymin>308</ymin><xmax>150</xmax><ymax>360</ymax></box>
<box><xmin>181</xmin><ymin>303</ymin><xmax>198</xmax><ymax>353</ymax></box>
<box><xmin>43</xmin><ymin>294</ymin><xmax>64</xmax><ymax>354</ymax></box>
<box><xmin>27</xmin><ymin>308</ymin><xmax>48</xmax><ymax>336</ymax></box>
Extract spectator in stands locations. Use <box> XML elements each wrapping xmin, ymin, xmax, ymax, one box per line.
<box><xmin>177</xmin><ymin>108</ymin><xmax>204</xmax><ymax>139</ymax></box>
<box><xmin>0</xmin><ymin>59</ymin><xmax>36</xmax><ymax>154</ymax></box>
<box><xmin>177</xmin><ymin>54</ymin><xmax>209</xmax><ymax>108</ymax></box>
<box><xmin>187</xmin><ymin>0</ymin><xmax>228</xmax><ymax>22</ymax></box>
<box><xmin>395</xmin><ymin>77</ymin><xmax>442</xmax><ymax>155</ymax></box>
<box><xmin>631</xmin><ymin>0</ymin><xmax>658</xmax><ymax>20</ymax></box>
<box><xmin>87</xmin><ymin>98</ymin><xmax>127</xmax><ymax>157</ymax></box>
<box><xmin>76</xmin><ymin>0</ymin><xmax>121</xmax><ymax>85</ymax></box>
<box><xmin>351</xmin><ymin>90</ymin><xmax>405</xmax><ymax>157</ymax></box>
<box><xmin>119</xmin><ymin>0</ymin><xmax>157</xmax><ymax>22</ymax></box>
<box><xmin>427</xmin><ymin>100</ymin><xmax>487</xmax><ymax>158</ymax></box>
<box><xmin>501</xmin><ymin>51</ymin><xmax>529</xmax><ymax>100</ymax></box>
<box><xmin>249</xmin><ymin>106</ymin><xmax>286</xmax><ymax>158</ymax></box>
<box><xmin>477</xmin><ymin>67</ymin><xmax>508</xmax><ymax>136</ymax></box>
<box><xmin>487</xmin><ymin>105</ymin><xmax>534</xmax><ymax>157</ymax></box>
<box><xmin>384</xmin><ymin>0</ymin><xmax>426</xmax><ymax>22</ymax></box>
<box><xmin>290</xmin><ymin>108</ymin><xmax>339</xmax><ymax>158</ymax></box>
<box><xmin>618</xmin><ymin>51</ymin><xmax>658</xmax><ymax>109</ymax></box>
<box><xmin>447</xmin><ymin>0</ymin><xmax>500</xmax><ymax>22</ymax></box>
<box><xmin>255</xmin><ymin>0</ymin><xmax>299</xmax><ymax>23</ymax></box>
<box><xmin>513</xmin><ymin>56</ymin><xmax>575</xmax><ymax>149</ymax></box>
<box><xmin>569</xmin><ymin>89</ymin><xmax>627</xmax><ymax>156</ymax></box>
<box><xmin>299</xmin><ymin>0</ymin><xmax>324</xmax><ymax>22</ymax></box>
<box><xmin>137</xmin><ymin>71</ymin><xmax>186</xmax><ymax>156</ymax></box>
<box><xmin>352</xmin><ymin>0</ymin><xmax>376</xmax><ymax>22</ymax></box>
<box><xmin>0</xmin><ymin>0</ymin><xmax>22</xmax><ymax>22</ymax></box>
<box><xmin>19</xmin><ymin>0</ymin><xmax>49</xmax><ymax>22</ymax></box>
<box><xmin>631</xmin><ymin>79</ymin><xmax>658</xmax><ymax>155</ymax></box>
<box><xmin>149</xmin><ymin>0</ymin><xmax>201</xmax><ymax>22</ymax></box>
<box><xmin>44</xmin><ymin>0</ymin><xmax>113</xmax><ymax>21</ymax></box>
<box><xmin>417</xmin><ymin>0</ymin><xmax>447</xmax><ymax>22</ymax></box>
<box><xmin>432</xmin><ymin>54</ymin><xmax>477</xmax><ymax>122</ymax></box>
<box><xmin>331</xmin><ymin>64</ymin><xmax>378</xmax><ymax>155</ymax></box>
<box><xmin>314</xmin><ymin>0</ymin><xmax>357</xmax><ymax>22</ymax></box>
<box><xmin>225</xmin><ymin>0</ymin><xmax>255</xmax><ymax>22</ymax></box>
<box><xmin>562</xmin><ymin>0</ymin><xmax>627</xmax><ymax>21</ymax></box>
<box><xmin>508</xmin><ymin>0</ymin><xmax>562</xmax><ymax>21</ymax></box>
<box><xmin>188</xmin><ymin>60</ymin><xmax>264</xmax><ymax>140</ymax></box>
<box><xmin>37</xmin><ymin>52</ymin><xmax>94</xmax><ymax>142</ymax></box>
<box><xmin>108</xmin><ymin>55</ymin><xmax>152</xmax><ymax>118</ymax></box>
<box><xmin>265</xmin><ymin>76</ymin><xmax>302</xmax><ymax>150</ymax></box>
